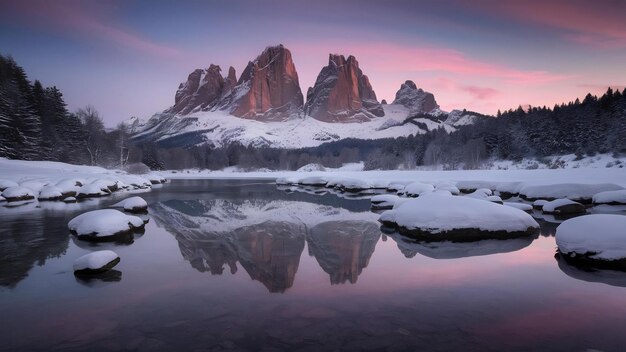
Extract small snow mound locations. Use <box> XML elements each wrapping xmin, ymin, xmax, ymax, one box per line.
<box><xmin>371</xmin><ymin>194</ymin><xmax>400</xmax><ymax>209</ymax></box>
<box><xmin>379</xmin><ymin>193</ymin><xmax>539</xmax><ymax>240</ymax></box>
<box><xmin>533</xmin><ymin>199</ymin><xmax>548</xmax><ymax>210</ymax></box>
<box><xmin>403</xmin><ymin>182</ymin><xmax>435</xmax><ymax>197</ymax></box>
<box><xmin>38</xmin><ymin>186</ymin><xmax>63</xmax><ymax>201</ymax></box>
<box><xmin>112</xmin><ymin>196</ymin><xmax>148</xmax><ymax>213</ymax></box>
<box><xmin>556</xmin><ymin>214</ymin><xmax>626</xmax><ymax>262</ymax></box>
<box><xmin>465</xmin><ymin>188</ymin><xmax>493</xmax><ymax>199</ymax></box>
<box><xmin>542</xmin><ymin>198</ymin><xmax>585</xmax><ymax>214</ymax></box>
<box><xmin>68</xmin><ymin>209</ymin><xmax>145</xmax><ymax>240</ymax></box>
<box><xmin>1</xmin><ymin>186</ymin><xmax>36</xmax><ymax>202</ymax></box>
<box><xmin>76</xmin><ymin>184</ymin><xmax>108</xmax><ymax>198</ymax></box>
<box><xmin>593</xmin><ymin>190</ymin><xmax>626</xmax><ymax>205</ymax></box>
<box><xmin>73</xmin><ymin>250</ymin><xmax>120</xmax><ymax>274</ymax></box>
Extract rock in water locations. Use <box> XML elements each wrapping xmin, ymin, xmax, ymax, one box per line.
<box><xmin>305</xmin><ymin>54</ymin><xmax>384</xmax><ymax>122</ymax></box>
<box><xmin>68</xmin><ymin>209</ymin><xmax>145</xmax><ymax>241</ymax></box>
<box><xmin>556</xmin><ymin>214</ymin><xmax>626</xmax><ymax>270</ymax></box>
<box><xmin>392</xmin><ymin>80</ymin><xmax>439</xmax><ymax>115</ymax></box>
<box><xmin>73</xmin><ymin>250</ymin><xmax>120</xmax><ymax>275</ymax></box>
<box><xmin>229</xmin><ymin>44</ymin><xmax>304</xmax><ymax>121</ymax></box>
<box><xmin>111</xmin><ymin>196</ymin><xmax>149</xmax><ymax>213</ymax></box>
<box><xmin>1</xmin><ymin>186</ymin><xmax>36</xmax><ymax>202</ymax></box>
<box><xmin>542</xmin><ymin>199</ymin><xmax>586</xmax><ymax>215</ymax></box>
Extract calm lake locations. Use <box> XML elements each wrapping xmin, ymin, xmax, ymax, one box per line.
<box><xmin>2</xmin><ymin>179</ymin><xmax>626</xmax><ymax>351</ymax></box>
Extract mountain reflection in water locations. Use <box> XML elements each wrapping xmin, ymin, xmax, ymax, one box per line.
<box><xmin>150</xmin><ymin>198</ymin><xmax>381</xmax><ymax>292</ymax></box>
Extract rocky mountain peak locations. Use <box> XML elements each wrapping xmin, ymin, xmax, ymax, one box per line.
<box><xmin>392</xmin><ymin>80</ymin><xmax>439</xmax><ymax>114</ymax></box>
<box><xmin>305</xmin><ymin>54</ymin><xmax>384</xmax><ymax>123</ymax></box>
<box><xmin>229</xmin><ymin>45</ymin><xmax>304</xmax><ymax>121</ymax></box>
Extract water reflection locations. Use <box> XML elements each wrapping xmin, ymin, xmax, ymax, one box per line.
<box><xmin>388</xmin><ymin>232</ymin><xmax>535</xmax><ymax>259</ymax></box>
<box><xmin>150</xmin><ymin>199</ymin><xmax>379</xmax><ymax>292</ymax></box>
<box><xmin>555</xmin><ymin>253</ymin><xmax>626</xmax><ymax>287</ymax></box>
<box><xmin>307</xmin><ymin>221</ymin><xmax>380</xmax><ymax>284</ymax></box>
<box><xmin>74</xmin><ymin>269</ymin><xmax>123</xmax><ymax>288</ymax></box>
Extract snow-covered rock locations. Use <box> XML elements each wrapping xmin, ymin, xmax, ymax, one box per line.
<box><xmin>391</xmin><ymin>80</ymin><xmax>439</xmax><ymax>115</ymax></box>
<box><xmin>504</xmin><ymin>202</ymin><xmax>533</xmax><ymax>212</ymax></box>
<box><xmin>542</xmin><ymin>199</ymin><xmax>586</xmax><ymax>215</ymax></box>
<box><xmin>519</xmin><ymin>183</ymin><xmax>624</xmax><ymax>203</ymax></box>
<box><xmin>0</xmin><ymin>179</ymin><xmax>18</xmax><ymax>191</ymax></box>
<box><xmin>434</xmin><ymin>182</ymin><xmax>460</xmax><ymax>195</ymax></box>
<box><xmin>593</xmin><ymin>190</ymin><xmax>626</xmax><ymax>205</ymax></box>
<box><xmin>335</xmin><ymin>178</ymin><xmax>370</xmax><ymax>192</ymax></box>
<box><xmin>298</xmin><ymin>176</ymin><xmax>328</xmax><ymax>187</ymax></box>
<box><xmin>68</xmin><ymin>209</ymin><xmax>145</xmax><ymax>241</ymax></box>
<box><xmin>111</xmin><ymin>196</ymin><xmax>148</xmax><ymax>213</ymax></box>
<box><xmin>38</xmin><ymin>186</ymin><xmax>64</xmax><ymax>201</ymax></box>
<box><xmin>73</xmin><ymin>250</ymin><xmax>120</xmax><ymax>275</ymax></box>
<box><xmin>465</xmin><ymin>188</ymin><xmax>493</xmax><ymax>199</ymax></box>
<box><xmin>54</xmin><ymin>179</ymin><xmax>81</xmax><ymax>196</ymax></box>
<box><xmin>63</xmin><ymin>196</ymin><xmax>77</xmax><ymax>203</ymax></box>
<box><xmin>296</xmin><ymin>163</ymin><xmax>326</xmax><ymax>172</ymax></box>
<box><xmin>403</xmin><ymin>182</ymin><xmax>435</xmax><ymax>197</ymax></box>
<box><xmin>456</xmin><ymin>180</ymin><xmax>497</xmax><ymax>193</ymax></box>
<box><xmin>486</xmin><ymin>195</ymin><xmax>503</xmax><ymax>204</ymax></box>
<box><xmin>533</xmin><ymin>199</ymin><xmax>548</xmax><ymax>210</ymax></box>
<box><xmin>379</xmin><ymin>193</ymin><xmax>539</xmax><ymax>240</ymax></box>
<box><xmin>76</xmin><ymin>184</ymin><xmax>108</xmax><ymax>198</ymax></box>
<box><xmin>495</xmin><ymin>181</ymin><xmax>525</xmax><ymax>199</ymax></box>
<box><xmin>89</xmin><ymin>178</ymin><xmax>117</xmax><ymax>193</ymax></box>
<box><xmin>370</xmin><ymin>194</ymin><xmax>400</xmax><ymax>209</ymax></box>
<box><xmin>1</xmin><ymin>186</ymin><xmax>36</xmax><ymax>202</ymax></box>
<box><xmin>556</xmin><ymin>214</ymin><xmax>626</xmax><ymax>267</ymax></box>
<box><xmin>275</xmin><ymin>176</ymin><xmax>299</xmax><ymax>185</ymax></box>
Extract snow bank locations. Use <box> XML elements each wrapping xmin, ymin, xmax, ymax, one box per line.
<box><xmin>1</xmin><ymin>186</ymin><xmax>36</xmax><ymax>202</ymax></box>
<box><xmin>556</xmin><ymin>214</ymin><xmax>626</xmax><ymax>263</ymax></box>
<box><xmin>68</xmin><ymin>209</ymin><xmax>145</xmax><ymax>240</ymax></box>
<box><xmin>519</xmin><ymin>183</ymin><xmax>624</xmax><ymax>203</ymax></box>
<box><xmin>593</xmin><ymin>190</ymin><xmax>626</xmax><ymax>205</ymax></box>
<box><xmin>111</xmin><ymin>196</ymin><xmax>148</xmax><ymax>213</ymax></box>
<box><xmin>456</xmin><ymin>180</ymin><xmax>497</xmax><ymax>192</ymax></box>
<box><xmin>73</xmin><ymin>250</ymin><xmax>120</xmax><ymax>274</ymax></box>
<box><xmin>379</xmin><ymin>193</ymin><xmax>539</xmax><ymax>239</ymax></box>
<box><xmin>0</xmin><ymin>179</ymin><xmax>18</xmax><ymax>191</ymax></box>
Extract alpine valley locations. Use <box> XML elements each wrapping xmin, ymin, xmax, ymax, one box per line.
<box><xmin>128</xmin><ymin>45</ymin><xmax>484</xmax><ymax>148</ymax></box>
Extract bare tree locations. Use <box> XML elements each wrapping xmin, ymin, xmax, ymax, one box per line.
<box><xmin>76</xmin><ymin>105</ymin><xmax>105</xmax><ymax>166</ymax></box>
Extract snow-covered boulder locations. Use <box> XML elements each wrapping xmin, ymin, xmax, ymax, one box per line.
<box><xmin>370</xmin><ymin>194</ymin><xmax>400</xmax><ymax>210</ymax></box>
<box><xmin>379</xmin><ymin>193</ymin><xmax>539</xmax><ymax>240</ymax></box>
<box><xmin>296</xmin><ymin>163</ymin><xmax>325</xmax><ymax>172</ymax></box>
<box><xmin>542</xmin><ymin>199</ymin><xmax>586</xmax><ymax>215</ymax></box>
<box><xmin>556</xmin><ymin>214</ymin><xmax>626</xmax><ymax>269</ymax></box>
<box><xmin>533</xmin><ymin>199</ymin><xmax>548</xmax><ymax>210</ymax></box>
<box><xmin>73</xmin><ymin>250</ymin><xmax>120</xmax><ymax>275</ymax></box>
<box><xmin>1</xmin><ymin>186</ymin><xmax>36</xmax><ymax>202</ymax></box>
<box><xmin>369</xmin><ymin>179</ymin><xmax>390</xmax><ymax>189</ymax></box>
<box><xmin>504</xmin><ymin>202</ymin><xmax>533</xmax><ymax>212</ymax></box>
<box><xmin>76</xmin><ymin>184</ymin><xmax>108</xmax><ymax>198</ymax></box>
<box><xmin>495</xmin><ymin>182</ymin><xmax>525</xmax><ymax>199</ymax></box>
<box><xmin>89</xmin><ymin>179</ymin><xmax>117</xmax><ymax>193</ymax></box>
<box><xmin>456</xmin><ymin>180</ymin><xmax>496</xmax><ymax>193</ymax></box>
<box><xmin>111</xmin><ymin>196</ymin><xmax>148</xmax><ymax>213</ymax></box>
<box><xmin>146</xmin><ymin>173</ymin><xmax>166</xmax><ymax>184</ymax></box>
<box><xmin>122</xmin><ymin>175</ymin><xmax>152</xmax><ymax>189</ymax></box>
<box><xmin>275</xmin><ymin>177</ymin><xmax>298</xmax><ymax>186</ymax></box>
<box><xmin>298</xmin><ymin>176</ymin><xmax>328</xmax><ymax>187</ymax></box>
<box><xmin>68</xmin><ymin>209</ymin><xmax>145</xmax><ymax>241</ymax></box>
<box><xmin>486</xmin><ymin>195</ymin><xmax>503</xmax><ymax>204</ymax></box>
<box><xmin>519</xmin><ymin>183</ymin><xmax>624</xmax><ymax>203</ymax></box>
<box><xmin>387</xmin><ymin>182</ymin><xmax>411</xmax><ymax>192</ymax></box>
<box><xmin>593</xmin><ymin>190</ymin><xmax>626</xmax><ymax>205</ymax></box>
<box><xmin>55</xmin><ymin>179</ymin><xmax>82</xmax><ymax>196</ymax></box>
<box><xmin>335</xmin><ymin>178</ymin><xmax>370</xmax><ymax>192</ymax></box>
<box><xmin>403</xmin><ymin>182</ymin><xmax>435</xmax><ymax>197</ymax></box>
<box><xmin>63</xmin><ymin>196</ymin><xmax>77</xmax><ymax>203</ymax></box>
<box><xmin>38</xmin><ymin>186</ymin><xmax>64</xmax><ymax>201</ymax></box>
<box><xmin>434</xmin><ymin>182</ymin><xmax>460</xmax><ymax>195</ymax></box>
<box><xmin>465</xmin><ymin>188</ymin><xmax>493</xmax><ymax>199</ymax></box>
<box><xmin>0</xmin><ymin>179</ymin><xmax>18</xmax><ymax>191</ymax></box>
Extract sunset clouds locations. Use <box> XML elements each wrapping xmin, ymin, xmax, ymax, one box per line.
<box><xmin>0</xmin><ymin>0</ymin><xmax>623</xmax><ymax>124</ymax></box>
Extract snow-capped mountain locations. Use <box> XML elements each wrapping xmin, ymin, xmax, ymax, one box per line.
<box><xmin>129</xmin><ymin>44</ymin><xmax>483</xmax><ymax>148</ymax></box>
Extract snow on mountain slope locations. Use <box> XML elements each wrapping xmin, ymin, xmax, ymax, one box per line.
<box><xmin>131</xmin><ymin>104</ymin><xmax>458</xmax><ymax>148</ymax></box>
